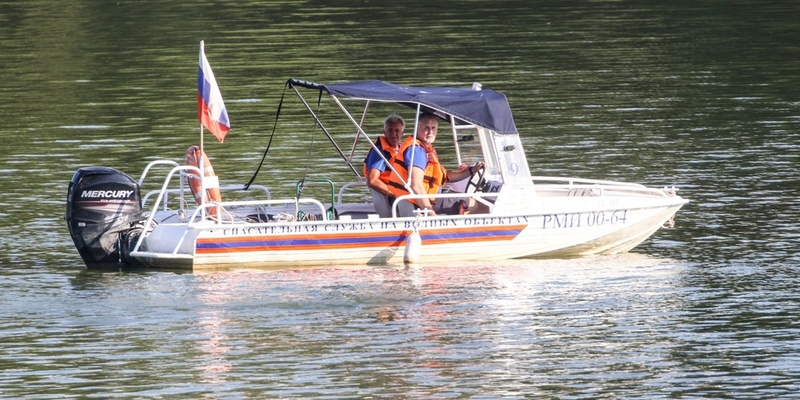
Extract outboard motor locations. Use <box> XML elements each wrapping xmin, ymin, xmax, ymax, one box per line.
<box><xmin>66</xmin><ymin>167</ymin><xmax>147</xmax><ymax>269</ymax></box>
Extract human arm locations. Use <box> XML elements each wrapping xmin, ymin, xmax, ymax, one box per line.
<box><xmin>366</xmin><ymin>168</ymin><xmax>393</xmax><ymax>197</ymax></box>
<box><xmin>404</xmin><ymin>145</ymin><xmax>437</xmax><ymax>215</ymax></box>
<box><xmin>409</xmin><ymin>165</ymin><xmax>436</xmax><ymax>215</ymax></box>
<box><xmin>447</xmin><ymin>161</ymin><xmax>485</xmax><ymax>183</ymax></box>
<box><xmin>364</xmin><ymin>149</ymin><xmax>393</xmax><ymax>196</ymax></box>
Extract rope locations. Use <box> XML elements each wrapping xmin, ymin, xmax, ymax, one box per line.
<box><xmin>243</xmin><ymin>82</ymin><xmax>289</xmax><ymax>190</ymax></box>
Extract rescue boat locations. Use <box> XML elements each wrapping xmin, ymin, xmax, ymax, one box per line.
<box><xmin>65</xmin><ymin>79</ymin><xmax>688</xmax><ymax>269</ymax></box>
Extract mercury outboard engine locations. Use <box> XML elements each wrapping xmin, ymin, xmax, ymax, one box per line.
<box><xmin>66</xmin><ymin>167</ymin><xmax>147</xmax><ymax>269</ymax></box>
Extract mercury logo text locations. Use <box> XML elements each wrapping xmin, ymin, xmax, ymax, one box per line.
<box><xmin>81</xmin><ymin>190</ymin><xmax>134</xmax><ymax>199</ymax></box>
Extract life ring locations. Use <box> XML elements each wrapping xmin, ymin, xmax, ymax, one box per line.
<box><xmin>185</xmin><ymin>145</ymin><xmax>222</xmax><ymax>214</ymax></box>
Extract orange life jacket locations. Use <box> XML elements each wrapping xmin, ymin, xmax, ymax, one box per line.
<box><xmin>362</xmin><ymin>136</ymin><xmax>399</xmax><ymax>183</ymax></box>
<box><xmin>386</xmin><ymin>136</ymin><xmax>447</xmax><ymax>202</ymax></box>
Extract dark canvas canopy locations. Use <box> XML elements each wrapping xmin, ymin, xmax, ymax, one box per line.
<box><xmin>288</xmin><ymin>79</ymin><xmax>519</xmax><ymax>135</ymax></box>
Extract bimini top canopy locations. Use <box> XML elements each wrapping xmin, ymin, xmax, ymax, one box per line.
<box><xmin>288</xmin><ymin>78</ymin><xmax>519</xmax><ymax>135</ymax></box>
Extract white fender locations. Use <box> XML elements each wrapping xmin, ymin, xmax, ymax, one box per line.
<box><xmin>404</xmin><ymin>214</ymin><xmax>422</xmax><ymax>263</ymax></box>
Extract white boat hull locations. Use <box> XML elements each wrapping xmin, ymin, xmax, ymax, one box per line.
<box><xmin>131</xmin><ymin>196</ymin><xmax>686</xmax><ymax>270</ymax></box>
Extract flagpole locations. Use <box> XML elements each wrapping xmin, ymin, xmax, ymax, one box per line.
<box><xmin>199</xmin><ymin>41</ymin><xmax>207</xmax><ymax>219</ymax></box>
<box><xmin>197</xmin><ymin>39</ymin><xmax>229</xmax><ymax>220</ymax></box>
<box><xmin>199</xmin><ymin>40</ymin><xmax>205</xmax><ymax>159</ymax></box>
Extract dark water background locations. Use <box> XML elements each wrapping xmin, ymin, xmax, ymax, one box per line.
<box><xmin>1</xmin><ymin>0</ymin><xmax>798</xmax><ymax>398</ymax></box>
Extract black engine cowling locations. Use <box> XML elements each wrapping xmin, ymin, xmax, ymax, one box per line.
<box><xmin>66</xmin><ymin>167</ymin><xmax>146</xmax><ymax>269</ymax></box>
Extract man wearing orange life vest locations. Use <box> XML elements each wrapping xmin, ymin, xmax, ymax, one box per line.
<box><xmin>387</xmin><ymin>112</ymin><xmax>484</xmax><ymax>217</ymax></box>
<box><xmin>363</xmin><ymin>113</ymin><xmax>405</xmax><ymax>217</ymax></box>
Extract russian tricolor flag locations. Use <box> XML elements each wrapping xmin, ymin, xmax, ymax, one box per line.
<box><xmin>198</xmin><ymin>41</ymin><xmax>230</xmax><ymax>143</ymax></box>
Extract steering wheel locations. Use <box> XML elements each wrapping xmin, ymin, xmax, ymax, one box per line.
<box><xmin>464</xmin><ymin>165</ymin><xmax>486</xmax><ymax>193</ymax></box>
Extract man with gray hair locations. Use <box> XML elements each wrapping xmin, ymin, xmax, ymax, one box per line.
<box><xmin>363</xmin><ymin>113</ymin><xmax>405</xmax><ymax>217</ymax></box>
